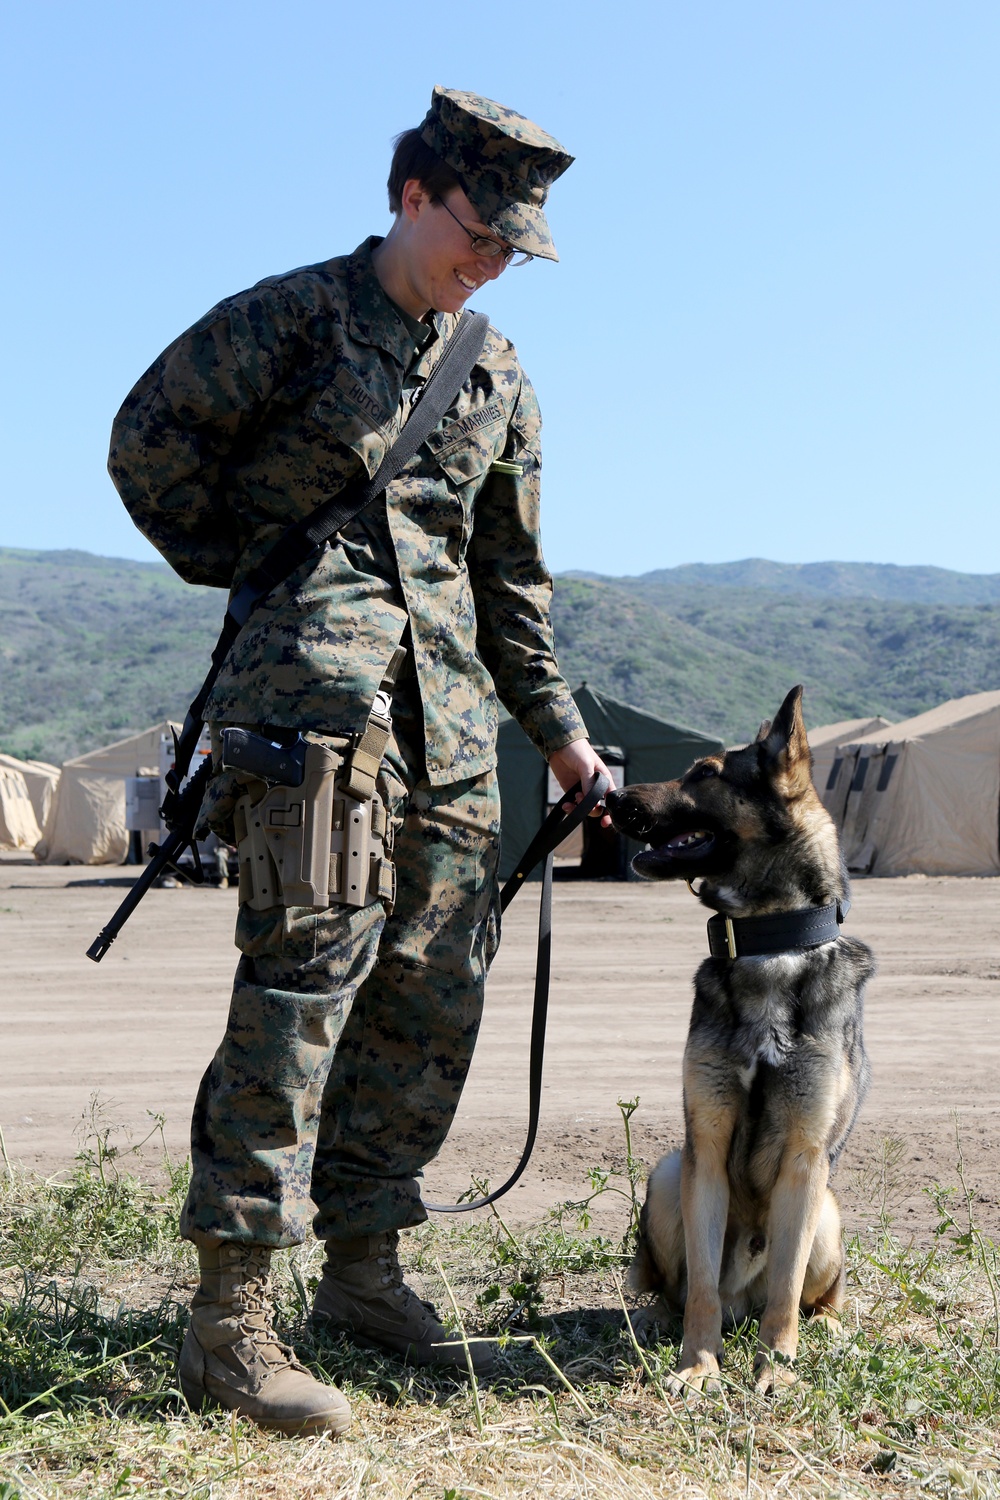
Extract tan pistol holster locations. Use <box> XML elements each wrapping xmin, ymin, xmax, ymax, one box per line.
<box><xmin>232</xmin><ymin>661</ymin><xmax>405</xmax><ymax>913</ymax></box>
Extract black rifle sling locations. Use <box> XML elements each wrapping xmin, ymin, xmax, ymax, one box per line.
<box><xmin>165</xmin><ymin>309</ymin><xmax>490</xmax><ymax>806</ymax></box>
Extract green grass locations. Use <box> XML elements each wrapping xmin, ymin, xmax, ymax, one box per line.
<box><xmin>2</xmin><ymin>1108</ymin><xmax>999</xmax><ymax>1498</ymax></box>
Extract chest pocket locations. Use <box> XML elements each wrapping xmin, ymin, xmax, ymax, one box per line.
<box><xmin>309</xmin><ymin>383</ymin><xmax>391</xmax><ymax>481</ymax></box>
<box><xmin>424</xmin><ymin>401</ymin><xmax>508</xmax><ymax>488</ymax></box>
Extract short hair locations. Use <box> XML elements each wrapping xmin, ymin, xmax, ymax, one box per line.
<box><xmin>387</xmin><ymin>128</ymin><xmax>462</xmax><ymax>214</ymax></box>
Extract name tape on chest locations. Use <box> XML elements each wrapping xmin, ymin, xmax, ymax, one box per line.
<box><xmin>437</xmin><ymin>400</ymin><xmax>506</xmax><ymax>450</ymax></box>
<box><xmin>332</xmin><ymin>366</ymin><xmax>393</xmax><ymax>435</ymax></box>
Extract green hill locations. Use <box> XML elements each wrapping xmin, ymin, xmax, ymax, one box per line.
<box><xmin>1</xmin><ymin>547</ymin><xmax>998</xmax><ymax>761</ymax></box>
<box><xmin>552</xmin><ymin>574</ymin><xmax>1000</xmax><ymax>743</ymax></box>
<box><xmin>550</xmin><ymin>577</ymin><xmax>796</xmax><ymax>743</ymax></box>
<box><xmin>0</xmin><ymin>548</ymin><xmax>225</xmax><ymax>762</ymax></box>
<box><xmin>599</xmin><ymin>559</ymin><xmax>1000</xmax><ymax>605</ymax></box>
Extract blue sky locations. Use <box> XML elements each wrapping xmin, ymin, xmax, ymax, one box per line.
<box><xmin>1</xmin><ymin>1</ymin><xmax>996</xmax><ymax>577</ymax></box>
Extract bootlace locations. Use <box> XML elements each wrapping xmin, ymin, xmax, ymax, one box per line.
<box><xmin>373</xmin><ymin>1233</ymin><xmax>437</xmax><ymax>1316</ymax></box>
<box><xmin>229</xmin><ymin>1252</ymin><xmax>296</xmax><ymax>1369</ymax></box>
<box><xmin>374</xmin><ymin>1232</ymin><xmax>406</xmax><ymax>1297</ymax></box>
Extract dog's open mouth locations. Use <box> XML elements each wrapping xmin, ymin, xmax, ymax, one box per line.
<box><xmin>661</xmin><ymin>829</ymin><xmax>715</xmax><ymax>857</ymax></box>
<box><xmin>631</xmin><ymin>827</ymin><xmax>718</xmax><ymax>879</ymax></box>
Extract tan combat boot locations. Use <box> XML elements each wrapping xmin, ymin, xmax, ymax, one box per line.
<box><xmin>179</xmin><ymin>1243</ymin><xmax>351</xmax><ymax>1436</ymax></box>
<box><xmin>312</xmin><ymin>1231</ymin><xmax>495</xmax><ymax>1375</ymax></box>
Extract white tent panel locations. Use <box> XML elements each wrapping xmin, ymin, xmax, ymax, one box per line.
<box><xmin>50</xmin><ymin>772</ymin><xmax>131</xmax><ymax>865</ymax></box>
<box><xmin>35</xmin><ymin>723</ymin><xmax>175</xmax><ymax>865</ymax></box>
<box><xmin>807</xmin><ymin>716</ymin><xmax>893</xmax><ymax>798</ymax></box>
<box><xmin>896</xmin><ymin>738</ymin><xmax>1000</xmax><ymax>874</ymax></box>
<box><xmin>830</xmin><ymin>691</ymin><xmax>1000</xmax><ymax>877</ymax></box>
<box><xmin>0</xmin><ymin>753</ymin><xmax>61</xmax><ymax>829</ymax></box>
<box><xmin>807</xmin><ymin>716</ymin><xmax>894</xmax><ymax>749</ymax></box>
<box><xmin>0</xmin><ymin>765</ymin><xmax>42</xmax><ymax>850</ymax></box>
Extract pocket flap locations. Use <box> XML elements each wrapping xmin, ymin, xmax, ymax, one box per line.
<box><xmin>310</xmin><ymin>379</ymin><xmax>389</xmax><ymax>479</ymax></box>
<box><xmin>424</xmin><ymin>399</ymin><xmax>508</xmax><ymax>485</ymax></box>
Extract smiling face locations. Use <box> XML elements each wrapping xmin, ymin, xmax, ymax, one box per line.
<box><xmin>376</xmin><ymin>180</ymin><xmax>511</xmax><ymax>318</ymax></box>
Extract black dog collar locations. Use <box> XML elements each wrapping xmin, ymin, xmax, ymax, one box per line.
<box><xmin>706</xmin><ymin>900</ymin><xmax>850</xmax><ymax>960</ymax></box>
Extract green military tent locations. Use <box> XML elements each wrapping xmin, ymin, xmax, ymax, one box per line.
<box><xmin>497</xmin><ymin>683</ymin><xmax>725</xmax><ymax>880</ymax></box>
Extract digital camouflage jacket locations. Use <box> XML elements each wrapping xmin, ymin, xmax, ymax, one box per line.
<box><xmin>109</xmin><ymin>238</ymin><xmax>586</xmax><ymax>784</ymax></box>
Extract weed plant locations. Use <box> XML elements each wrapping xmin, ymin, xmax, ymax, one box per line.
<box><xmin>1</xmin><ymin>1107</ymin><xmax>998</xmax><ymax>1498</ymax></box>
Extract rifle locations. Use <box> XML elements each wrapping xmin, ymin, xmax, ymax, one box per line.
<box><xmin>87</xmin><ymin>310</ymin><xmax>488</xmax><ymax>966</ymax></box>
<box><xmin>86</xmin><ymin>756</ymin><xmax>215</xmax><ymax>963</ymax></box>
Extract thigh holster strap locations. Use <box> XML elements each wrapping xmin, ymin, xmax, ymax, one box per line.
<box><xmin>338</xmin><ymin>690</ymin><xmax>393</xmax><ymax>803</ymax></box>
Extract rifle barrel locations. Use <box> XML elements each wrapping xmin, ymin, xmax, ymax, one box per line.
<box><xmin>85</xmin><ymin>757</ymin><xmax>214</xmax><ymax>962</ymax></box>
<box><xmin>86</xmin><ymin>829</ymin><xmax>191</xmax><ymax>962</ymax></box>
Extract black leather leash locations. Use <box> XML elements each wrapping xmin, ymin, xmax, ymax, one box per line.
<box><xmin>426</xmin><ymin>770</ymin><xmax>612</xmax><ymax>1214</ymax></box>
<box><xmin>706</xmin><ymin>898</ymin><xmax>851</xmax><ymax>960</ymax></box>
<box><xmin>163</xmin><ymin>309</ymin><xmax>490</xmax><ymax>820</ymax></box>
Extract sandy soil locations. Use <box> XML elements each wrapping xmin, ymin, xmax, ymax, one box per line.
<box><xmin>1</xmin><ymin>857</ymin><xmax>998</xmax><ymax>1245</ymax></box>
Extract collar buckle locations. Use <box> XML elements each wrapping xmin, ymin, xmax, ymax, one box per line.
<box><xmin>724</xmin><ymin>916</ymin><xmax>738</xmax><ymax>960</ymax></box>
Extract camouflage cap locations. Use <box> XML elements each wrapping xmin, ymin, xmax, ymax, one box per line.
<box><xmin>419</xmin><ymin>86</ymin><xmax>573</xmax><ymax>262</ymax></box>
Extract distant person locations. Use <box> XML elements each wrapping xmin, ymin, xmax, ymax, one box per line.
<box><xmin>108</xmin><ymin>86</ymin><xmax>613</xmax><ymax>1436</ymax></box>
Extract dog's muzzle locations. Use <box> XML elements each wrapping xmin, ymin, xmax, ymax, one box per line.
<box><xmin>604</xmin><ymin>788</ymin><xmax>656</xmax><ymax>842</ymax></box>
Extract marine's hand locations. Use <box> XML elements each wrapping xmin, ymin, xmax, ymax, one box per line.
<box><xmin>547</xmin><ymin>741</ymin><xmax>616</xmax><ymax>828</ymax></box>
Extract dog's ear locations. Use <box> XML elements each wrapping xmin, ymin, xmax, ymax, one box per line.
<box><xmin>760</xmin><ymin>685</ymin><xmax>812</xmax><ymax>796</ymax></box>
<box><xmin>754</xmin><ymin>719</ymin><xmax>772</xmax><ymax>743</ymax></box>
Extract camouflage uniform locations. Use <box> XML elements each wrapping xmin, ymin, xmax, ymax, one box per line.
<box><xmin>109</xmin><ymin>89</ymin><xmax>585</xmax><ymax>1249</ymax></box>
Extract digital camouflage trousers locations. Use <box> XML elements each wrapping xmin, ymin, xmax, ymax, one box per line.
<box><xmin>180</xmin><ymin>691</ymin><xmax>502</xmax><ymax>1248</ymax></box>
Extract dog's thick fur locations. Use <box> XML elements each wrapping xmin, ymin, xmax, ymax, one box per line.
<box><xmin>606</xmin><ymin>686</ymin><xmax>874</xmax><ymax>1395</ymax></box>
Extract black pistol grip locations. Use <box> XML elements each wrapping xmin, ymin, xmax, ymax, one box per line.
<box><xmin>221</xmin><ymin>728</ymin><xmax>307</xmax><ymax>787</ymax></box>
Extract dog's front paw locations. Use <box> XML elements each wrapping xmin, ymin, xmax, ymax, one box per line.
<box><xmin>753</xmin><ymin>1349</ymin><xmax>798</xmax><ymax>1396</ymax></box>
<box><xmin>666</xmin><ymin>1348</ymin><xmax>723</xmax><ymax>1398</ymax></box>
<box><xmin>807</xmin><ymin>1309</ymin><xmax>844</xmax><ymax>1340</ymax></box>
<box><xmin>624</xmin><ymin>1304</ymin><xmax>656</xmax><ymax>1342</ymax></box>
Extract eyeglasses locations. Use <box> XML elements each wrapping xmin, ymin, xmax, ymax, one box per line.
<box><xmin>435</xmin><ymin>198</ymin><xmax>533</xmax><ymax>267</ymax></box>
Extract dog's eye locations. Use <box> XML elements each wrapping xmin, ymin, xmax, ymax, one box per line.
<box><xmin>688</xmin><ymin>764</ymin><xmax>719</xmax><ymax>782</ymax></box>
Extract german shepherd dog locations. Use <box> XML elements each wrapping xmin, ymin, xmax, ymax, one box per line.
<box><xmin>605</xmin><ymin>687</ymin><xmax>874</xmax><ymax>1396</ymax></box>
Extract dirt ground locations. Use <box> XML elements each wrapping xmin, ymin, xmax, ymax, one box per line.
<box><xmin>1</xmin><ymin>856</ymin><xmax>998</xmax><ymax>1245</ymax></box>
